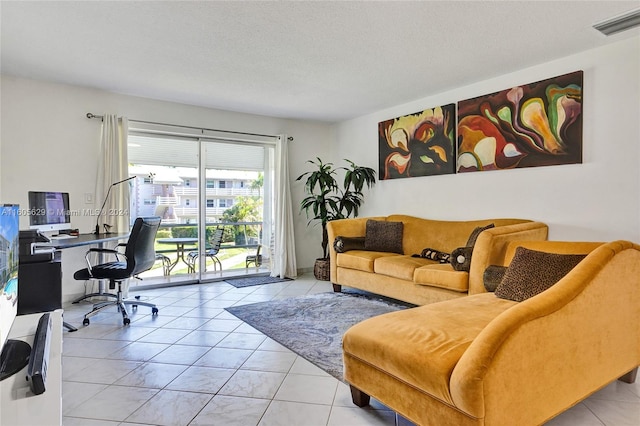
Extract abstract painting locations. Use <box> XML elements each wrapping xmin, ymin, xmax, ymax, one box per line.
<box><xmin>457</xmin><ymin>71</ymin><xmax>583</xmax><ymax>173</ymax></box>
<box><xmin>378</xmin><ymin>104</ymin><xmax>456</xmax><ymax>180</ymax></box>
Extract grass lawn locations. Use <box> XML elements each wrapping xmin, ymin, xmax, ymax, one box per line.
<box><xmin>149</xmin><ymin>246</ymin><xmax>248</xmax><ymax>275</ymax></box>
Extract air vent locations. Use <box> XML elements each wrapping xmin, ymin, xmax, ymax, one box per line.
<box><xmin>593</xmin><ymin>8</ymin><xmax>640</xmax><ymax>36</ymax></box>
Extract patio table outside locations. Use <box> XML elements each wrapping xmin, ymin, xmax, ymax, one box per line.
<box><xmin>157</xmin><ymin>237</ymin><xmax>198</xmax><ymax>273</ymax></box>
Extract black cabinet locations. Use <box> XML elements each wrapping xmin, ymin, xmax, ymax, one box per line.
<box><xmin>18</xmin><ymin>254</ymin><xmax>62</xmax><ymax>316</ymax></box>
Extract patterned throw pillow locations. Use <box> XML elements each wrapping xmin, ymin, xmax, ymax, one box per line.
<box><xmin>364</xmin><ymin>220</ymin><xmax>404</xmax><ymax>254</ymax></box>
<box><xmin>451</xmin><ymin>246</ymin><xmax>473</xmax><ymax>271</ymax></box>
<box><xmin>495</xmin><ymin>247</ymin><xmax>587</xmax><ymax>302</ymax></box>
<box><xmin>411</xmin><ymin>248</ymin><xmax>450</xmax><ymax>263</ymax></box>
<box><xmin>333</xmin><ymin>236</ymin><xmax>366</xmax><ymax>253</ymax></box>
<box><xmin>450</xmin><ymin>223</ymin><xmax>496</xmax><ymax>272</ymax></box>
<box><xmin>483</xmin><ymin>265</ymin><xmax>508</xmax><ymax>292</ymax></box>
<box><xmin>466</xmin><ymin>223</ymin><xmax>495</xmax><ymax>247</ymax></box>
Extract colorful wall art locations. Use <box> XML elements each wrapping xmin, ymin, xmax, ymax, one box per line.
<box><xmin>378</xmin><ymin>104</ymin><xmax>456</xmax><ymax>180</ymax></box>
<box><xmin>457</xmin><ymin>71</ymin><xmax>583</xmax><ymax>173</ymax></box>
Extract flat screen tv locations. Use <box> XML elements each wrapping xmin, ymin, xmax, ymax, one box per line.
<box><xmin>0</xmin><ymin>204</ymin><xmax>28</xmax><ymax>380</ymax></box>
<box><xmin>28</xmin><ymin>191</ymin><xmax>71</xmax><ymax>233</ymax></box>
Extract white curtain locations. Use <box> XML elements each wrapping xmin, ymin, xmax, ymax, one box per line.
<box><xmin>272</xmin><ymin>134</ymin><xmax>297</xmax><ymax>278</ymax></box>
<box><xmin>95</xmin><ymin>114</ymin><xmax>130</xmax><ymax>233</ymax></box>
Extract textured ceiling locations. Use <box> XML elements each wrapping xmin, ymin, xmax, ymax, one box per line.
<box><xmin>1</xmin><ymin>1</ymin><xmax>639</xmax><ymax>122</ymax></box>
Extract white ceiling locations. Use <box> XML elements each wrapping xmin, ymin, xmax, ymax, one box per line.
<box><xmin>1</xmin><ymin>1</ymin><xmax>639</xmax><ymax>122</ymax></box>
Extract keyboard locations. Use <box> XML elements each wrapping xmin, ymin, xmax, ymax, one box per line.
<box><xmin>49</xmin><ymin>234</ymin><xmax>77</xmax><ymax>240</ymax></box>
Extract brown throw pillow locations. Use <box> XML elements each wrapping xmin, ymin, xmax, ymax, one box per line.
<box><xmin>466</xmin><ymin>223</ymin><xmax>495</xmax><ymax>247</ymax></box>
<box><xmin>333</xmin><ymin>236</ymin><xmax>366</xmax><ymax>253</ymax></box>
<box><xmin>483</xmin><ymin>265</ymin><xmax>508</xmax><ymax>292</ymax></box>
<box><xmin>451</xmin><ymin>246</ymin><xmax>474</xmax><ymax>271</ymax></box>
<box><xmin>364</xmin><ymin>220</ymin><xmax>403</xmax><ymax>254</ymax></box>
<box><xmin>495</xmin><ymin>247</ymin><xmax>587</xmax><ymax>302</ymax></box>
<box><xmin>450</xmin><ymin>224</ymin><xmax>496</xmax><ymax>272</ymax></box>
<box><xmin>412</xmin><ymin>248</ymin><xmax>450</xmax><ymax>263</ymax></box>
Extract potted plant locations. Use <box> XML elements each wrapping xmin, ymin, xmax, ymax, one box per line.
<box><xmin>297</xmin><ymin>158</ymin><xmax>376</xmax><ymax>280</ymax></box>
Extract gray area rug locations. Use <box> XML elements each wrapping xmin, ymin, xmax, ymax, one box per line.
<box><xmin>224</xmin><ymin>276</ymin><xmax>293</xmax><ymax>288</ymax></box>
<box><xmin>225</xmin><ymin>291</ymin><xmax>413</xmax><ymax>381</ymax></box>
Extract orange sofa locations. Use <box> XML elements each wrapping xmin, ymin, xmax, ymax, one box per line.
<box><xmin>327</xmin><ymin>215</ymin><xmax>548</xmax><ymax>305</ymax></box>
<box><xmin>342</xmin><ymin>240</ymin><xmax>640</xmax><ymax>426</ymax></box>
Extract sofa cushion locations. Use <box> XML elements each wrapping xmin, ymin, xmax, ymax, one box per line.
<box><xmin>333</xmin><ymin>236</ymin><xmax>366</xmax><ymax>253</ymax></box>
<box><xmin>343</xmin><ymin>293</ymin><xmax>517</xmax><ymax>406</ymax></box>
<box><xmin>364</xmin><ymin>220</ymin><xmax>404</xmax><ymax>254</ymax></box>
<box><xmin>413</xmin><ymin>263</ymin><xmax>469</xmax><ymax>292</ymax></box>
<box><xmin>336</xmin><ymin>251</ymin><xmax>400</xmax><ymax>273</ymax></box>
<box><xmin>495</xmin><ymin>247</ymin><xmax>586</xmax><ymax>302</ymax></box>
<box><xmin>374</xmin><ymin>256</ymin><xmax>434</xmax><ymax>281</ymax></box>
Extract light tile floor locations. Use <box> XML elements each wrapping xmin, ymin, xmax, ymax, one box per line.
<box><xmin>62</xmin><ymin>274</ymin><xmax>640</xmax><ymax>426</ymax></box>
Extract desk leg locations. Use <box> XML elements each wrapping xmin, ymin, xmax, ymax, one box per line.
<box><xmin>64</xmin><ymin>321</ymin><xmax>78</xmax><ymax>332</ymax></box>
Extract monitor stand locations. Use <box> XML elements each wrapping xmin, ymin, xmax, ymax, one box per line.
<box><xmin>0</xmin><ymin>339</ymin><xmax>31</xmax><ymax>381</ymax></box>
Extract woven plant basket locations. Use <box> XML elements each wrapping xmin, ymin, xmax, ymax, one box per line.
<box><xmin>314</xmin><ymin>258</ymin><xmax>330</xmax><ymax>281</ymax></box>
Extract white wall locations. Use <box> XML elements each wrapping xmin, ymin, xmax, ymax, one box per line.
<box><xmin>334</xmin><ymin>37</ymin><xmax>640</xmax><ymax>243</ymax></box>
<box><xmin>0</xmin><ymin>76</ymin><xmax>332</xmax><ymax>299</ymax></box>
<box><xmin>2</xmin><ymin>35</ymin><xmax>638</xmax><ymax>302</ymax></box>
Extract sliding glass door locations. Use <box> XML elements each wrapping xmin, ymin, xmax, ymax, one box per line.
<box><xmin>128</xmin><ymin>135</ymin><xmax>200</xmax><ymax>284</ymax></box>
<box><xmin>126</xmin><ymin>127</ymin><xmax>275</xmax><ymax>286</ymax></box>
<box><xmin>193</xmin><ymin>140</ymin><xmax>274</xmax><ymax>280</ymax></box>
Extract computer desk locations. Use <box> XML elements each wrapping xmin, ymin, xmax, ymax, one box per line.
<box><xmin>47</xmin><ymin>232</ymin><xmax>130</xmax><ymax>250</ymax></box>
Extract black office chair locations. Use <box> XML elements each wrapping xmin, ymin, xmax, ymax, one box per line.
<box><xmin>73</xmin><ymin>217</ymin><xmax>161</xmax><ymax>326</ymax></box>
<box><xmin>186</xmin><ymin>227</ymin><xmax>224</xmax><ymax>272</ymax></box>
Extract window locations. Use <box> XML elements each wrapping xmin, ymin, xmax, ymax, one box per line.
<box><xmin>127</xmin><ymin>125</ymin><xmax>276</xmax><ymax>280</ymax></box>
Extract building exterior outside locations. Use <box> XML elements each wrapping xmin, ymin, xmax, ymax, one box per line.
<box><xmin>129</xmin><ymin>165</ymin><xmax>261</xmax><ymax>225</ymax></box>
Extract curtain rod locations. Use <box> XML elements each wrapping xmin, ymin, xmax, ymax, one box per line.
<box><xmin>86</xmin><ymin>113</ymin><xmax>293</xmax><ymax>141</ymax></box>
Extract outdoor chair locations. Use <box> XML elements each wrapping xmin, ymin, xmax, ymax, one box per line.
<box><xmin>186</xmin><ymin>227</ymin><xmax>224</xmax><ymax>272</ymax></box>
<box><xmin>246</xmin><ymin>244</ymin><xmax>263</xmax><ymax>268</ymax></box>
<box><xmin>155</xmin><ymin>253</ymin><xmax>171</xmax><ymax>275</ymax></box>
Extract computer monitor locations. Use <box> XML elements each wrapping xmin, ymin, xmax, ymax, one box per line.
<box><xmin>28</xmin><ymin>191</ymin><xmax>71</xmax><ymax>233</ymax></box>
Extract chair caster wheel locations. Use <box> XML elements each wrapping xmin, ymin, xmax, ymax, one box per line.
<box><xmin>83</xmin><ymin>318</ymin><xmax>90</xmax><ymax>326</ymax></box>
<box><xmin>152</xmin><ymin>307</ymin><xmax>159</xmax><ymax>315</ymax></box>
<box><xmin>135</xmin><ymin>295</ymin><xmax>141</xmax><ymax>300</ymax></box>
<box><xmin>123</xmin><ymin>318</ymin><xmax>131</xmax><ymax>326</ymax></box>
<box><xmin>132</xmin><ymin>305</ymin><xmax>138</xmax><ymax>309</ymax></box>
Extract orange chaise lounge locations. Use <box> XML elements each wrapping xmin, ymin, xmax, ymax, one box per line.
<box><xmin>342</xmin><ymin>240</ymin><xmax>640</xmax><ymax>426</ymax></box>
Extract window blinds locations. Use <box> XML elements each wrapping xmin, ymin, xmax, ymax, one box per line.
<box><xmin>127</xmin><ymin>124</ymin><xmax>274</xmax><ymax>171</ymax></box>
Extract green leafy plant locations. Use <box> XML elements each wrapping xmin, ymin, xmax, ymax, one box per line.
<box><xmin>297</xmin><ymin>158</ymin><xmax>376</xmax><ymax>259</ymax></box>
<box><xmin>222</xmin><ymin>196</ymin><xmax>262</xmax><ymax>244</ymax></box>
